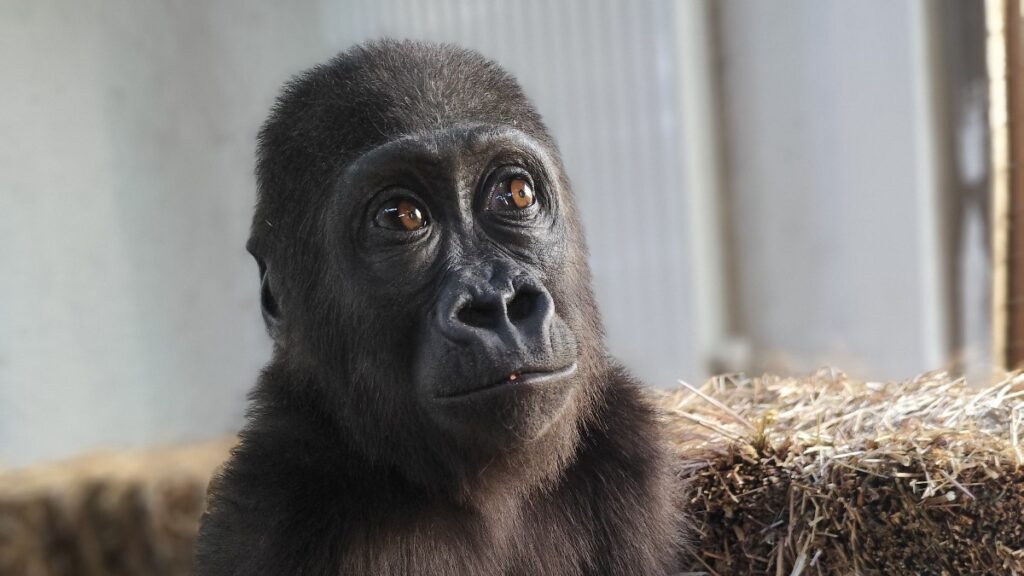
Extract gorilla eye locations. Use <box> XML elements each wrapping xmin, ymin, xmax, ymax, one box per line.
<box><xmin>487</xmin><ymin>177</ymin><xmax>536</xmax><ymax>211</ymax></box>
<box><xmin>375</xmin><ymin>198</ymin><xmax>428</xmax><ymax>231</ymax></box>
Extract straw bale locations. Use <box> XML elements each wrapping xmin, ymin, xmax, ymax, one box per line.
<box><xmin>665</xmin><ymin>369</ymin><xmax>1024</xmax><ymax>575</ymax></box>
<box><xmin>0</xmin><ymin>440</ymin><xmax>233</xmax><ymax>576</ymax></box>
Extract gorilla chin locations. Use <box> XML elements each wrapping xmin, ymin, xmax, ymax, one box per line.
<box><xmin>425</xmin><ymin>362</ymin><xmax>581</xmax><ymax>445</ymax></box>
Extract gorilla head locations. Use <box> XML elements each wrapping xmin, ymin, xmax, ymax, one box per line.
<box><xmin>248</xmin><ymin>41</ymin><xmax>605</xmax><ymax>501</ymax></box>
<box><xmin>197</xmin><ymin>40</ymin><xmax>681</xmax><ymax>576</ymax></box>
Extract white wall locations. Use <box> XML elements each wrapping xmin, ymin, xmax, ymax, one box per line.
<box><xmin>717</xmin><ymin>0</ymin><xmax>949</xmax><ymax>378</ymax></box>
<box><xmin>0</xmin><ymin>1</ymin><xmax>324</xmax><ymax>466</ymax></box>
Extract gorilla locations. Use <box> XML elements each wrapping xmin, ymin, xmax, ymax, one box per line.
<box><xmin>194</xmin><ymin>40</ymin><xmax>683</xmax><ymax>575</ymax></box>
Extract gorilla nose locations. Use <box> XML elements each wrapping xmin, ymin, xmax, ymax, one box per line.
<box><xmin>439</xmin><ymin>274</ymin><xmax>554</xmax><ymax>347</ymax></box>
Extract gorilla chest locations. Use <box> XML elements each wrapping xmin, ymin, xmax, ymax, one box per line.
<box><xmin>330</xmin><ymin>493</ymin><xmax>649</xmax><ymax>576</ymax></box>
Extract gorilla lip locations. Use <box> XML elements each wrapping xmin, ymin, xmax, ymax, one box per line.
<box><xmin>436</xmin><ymin>362</ymin><xmax>579</xmax><ymax>400</ymax></box>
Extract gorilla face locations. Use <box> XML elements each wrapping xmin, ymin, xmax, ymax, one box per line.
<box><xmin>248</xmin><ymin>42</ymin><xmax>608</xmax><ymax>496</ymax></box>
<box><xmin>343</xmin><ymin>125</ymin><xmax>582</xmax><ymax>445</ymax></box>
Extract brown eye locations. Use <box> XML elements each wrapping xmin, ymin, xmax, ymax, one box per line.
<box><xmin>488</xmin><ymin>177</ymin><xmax>536</xmax><ymax>211</ymax></box>
<box><xmin>376</xmin><ymin>198</ymin><xmax>428</xmax><ymax>231</ymax></box>
<box><xmin>510</xmin><ymin>179</ymin><xmax>534</xmax><ymax>208</ymax></box>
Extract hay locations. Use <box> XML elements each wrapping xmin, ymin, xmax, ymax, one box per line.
<box><xmin>2</xmin><ymin>371</ymin><xmax>1023</xmax><ymax>575</ymax></box>
<box><xmin>662</xmin><ymin>369</ymin><xmax>1024</xmax><ymax>575</ymax></box>
<box><xmin>0</xmin><ymin>440</ymin><xmax>232</xmax><ymax>576</ymax></box>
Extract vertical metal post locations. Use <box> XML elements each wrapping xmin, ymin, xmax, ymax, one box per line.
<box><xmin>988</xmin><ymin>0</ymin><xmax>1013</xmax><ymax>368</ymax></box>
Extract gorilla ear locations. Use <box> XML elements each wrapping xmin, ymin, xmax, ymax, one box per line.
<box><xmin>249</xmin><ymin>250</ymin><xmax>283</xmax><ymax>338</ymax></box>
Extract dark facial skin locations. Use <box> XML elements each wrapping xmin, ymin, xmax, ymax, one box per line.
<box><xmin>194</xmin><ymin>40</ymin><xmax>683</xmax><ymax>575</ymax></box>
<box><xmin>348</xmin><ymin>126</ymin><xmax>580</xmax><ymax>437</ymax></box>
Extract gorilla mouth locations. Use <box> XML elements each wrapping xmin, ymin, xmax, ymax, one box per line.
<box><xmin>437</xmin><ymin>362</ymin><xmax>579</xmax><ymax>400</ymax></box>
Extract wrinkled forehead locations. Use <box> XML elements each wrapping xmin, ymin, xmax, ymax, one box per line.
<box><xmin>338</xmin><ymin>124</ymin><xmax>560</xmax><ymax>195</ymax></box>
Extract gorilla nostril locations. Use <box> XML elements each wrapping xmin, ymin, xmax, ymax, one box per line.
<box><xmin>450</xmin><ymin>285</ymin><xmax>547</xmax><ymax>331</ymax></box>
<box><xmin>506</xmin><ymin>290</ymin><xmax>538</xmax><ymax>323</ymax></box>
<box><xmin>457</xmin><ymin>302</ymin><xmax>499</xmax><ymax>329</ymax></box>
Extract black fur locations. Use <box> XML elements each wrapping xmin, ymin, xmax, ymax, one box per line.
<box><xmin>194</xmin><ymin>40</ymin><xmax>683</xmax><ymax>575</ymax></box>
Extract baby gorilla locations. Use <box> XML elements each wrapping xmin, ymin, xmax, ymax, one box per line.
<box><xmin>194</xmin><ymin>40</ymin><xmax>683</xmax><ymax>575</ymax></box>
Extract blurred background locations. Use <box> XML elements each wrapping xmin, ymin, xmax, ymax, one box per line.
<box><xmin>0</xmin><ymin>0</ymin><xmax>1009</xmax><ymax>468</ymax></box>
